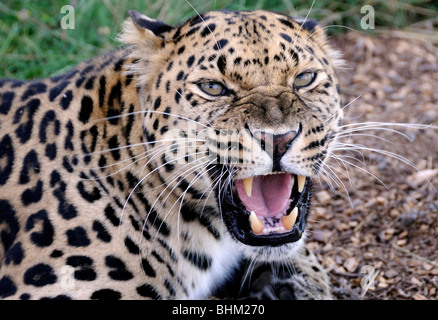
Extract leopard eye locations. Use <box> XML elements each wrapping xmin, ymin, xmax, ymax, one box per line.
<box><xmin>199</xmin><ymin>81</ymin><xmax>226</xmax><ymax>96</ymax></box>
<box><xmin>294</xmin><ymin>72</ymin><xmax>316</xmax><ymax>88</ymax></box>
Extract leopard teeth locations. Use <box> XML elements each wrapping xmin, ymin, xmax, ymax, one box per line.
<box><xmin>297</xmin><ymin>175</ymin><xmax>306</xmax><ymax>193</ymax></box>
<box><xmin>249</xmin><ymin>211</ymin><xmax>263</xmax><ymax>234</ymax></box>
<box><xmin>281</xmin><ymin>207</ymin><xmax>298</xmax><ymax>231</ymax></box>
<box><xmin>243</xmin><ymin>177</ymin><xmax>253</xmax><ymax>197</ymax></box>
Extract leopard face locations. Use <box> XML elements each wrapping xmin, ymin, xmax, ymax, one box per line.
<box><xmin>123</xmin><ymin>10</ymin><xmax>343</xmax><ymax>259</ymax></box>
<box><xmin>0</xmin><ymin>9</ymin><xmax>337</xmax><ymax>299</ymax></box>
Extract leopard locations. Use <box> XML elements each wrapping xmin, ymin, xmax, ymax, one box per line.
<box><xmin>0</xmin><ymin>9</ymin><xmax>343</xmax><ymax>300</ymax></box>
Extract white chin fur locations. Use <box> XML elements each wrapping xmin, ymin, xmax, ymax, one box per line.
<box><xmin>237</xmin><ymin>235</ymin><xmax>305</xmax><ymax>263</ymax></box>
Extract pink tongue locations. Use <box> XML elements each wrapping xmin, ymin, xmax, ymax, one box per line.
<box><xmin>235</xmin><ymin>173</ymin><xmax>292</xmax><ymax>217</ymax></box>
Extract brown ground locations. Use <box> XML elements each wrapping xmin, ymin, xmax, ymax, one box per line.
<box><xmin>308</xmin><ymin>31</ymin><xmax>438</xmax><ymax>300</ymax></box>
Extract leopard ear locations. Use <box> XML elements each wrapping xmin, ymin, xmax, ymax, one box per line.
<box><xmin>118</xmin><ymin>10</ymin><xmax>173</xmax><ymax>47</ymax></box>
<box><xmin>128</xmin><ymin>10</ymin><xmax>173</xmax><ymax>37</ymax></box>
<box><xmin>294</xmin><ymin>17</ymin><xmax>345</xmax><ymax>69</ymax></box>
<box><xmin>293</xmin><ymin>17</ymin><xmax>319</xmax><ymax>33</ymax></box>
<box><xmin>293</xmin><ymin>17</ymin><xmax>327</xmax><ymax>44</ymax></box>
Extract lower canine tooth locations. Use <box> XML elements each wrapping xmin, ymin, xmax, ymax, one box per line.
<box><xmin>282</xmin><ymin>207</ymin><xmax>298</xmax><ymax>230</ymax></box>
<box><xmin>249</xmin><ymin>211</ymin><xmax>263</xmax><ymax>234</ymax></box>
<box><xmin>297</xmin><ymin>176</ymin><xmax>306</xmax><ymax>192</ymax></box>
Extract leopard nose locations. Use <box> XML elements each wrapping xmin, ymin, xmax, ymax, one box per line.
<box><xmin>254</xmin><ymin>130</ymin><xmax>298</xmax><ymax>170</ymax></box>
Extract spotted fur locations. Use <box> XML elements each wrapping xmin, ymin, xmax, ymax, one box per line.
<box><xmin>0</xmin><ymin>10</ymin><xmax>342</xmax><ymax>299</ymax></box>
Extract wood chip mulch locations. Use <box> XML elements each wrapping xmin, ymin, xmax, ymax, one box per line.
<box><xmin>308</xmin><ymin>31</ymin><xmax>438</xmax><ymax>300</ymax></box>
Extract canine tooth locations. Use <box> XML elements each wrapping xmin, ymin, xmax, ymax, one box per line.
<box><xmin>249</xmin><ymin>211</ymin><xmax>263</xmax><ymax>234</ymax></box>
<box><xmin>282</xmin><ymin>207</ymin><xmax>298</xmax><ymax>230</ymax></box>
<box><xmin>297</xmin><ymin>175</ymin><xmax>306</xmax><ymax>192</ymax></box>
<box><xmin>243</xmin><ymin>177</ymin><xmax>253</xmax><ymax>197</ymax></box>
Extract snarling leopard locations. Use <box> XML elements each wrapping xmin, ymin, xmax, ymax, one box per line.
<box><xmin>0</xmin><ymin>9</ymin><xmax>343</xmax><ymax>299</ymax></box>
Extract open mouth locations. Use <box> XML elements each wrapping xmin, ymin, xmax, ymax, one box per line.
<box><xmin>221</xmin><ymin>171</ymin><xmax>311</xmax><ymax>247</ymax></box>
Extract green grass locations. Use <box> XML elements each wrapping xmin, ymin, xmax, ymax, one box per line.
<box><xmin>0</xmin><ymin>0</ymin><xmax>436</xmax><ymax>80</ymax></box>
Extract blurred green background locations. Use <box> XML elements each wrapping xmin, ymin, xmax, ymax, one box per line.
<box><xmin>0</xmin><ymin>0</ymin><xmax>437</xmax><ymax>80</ymax></box>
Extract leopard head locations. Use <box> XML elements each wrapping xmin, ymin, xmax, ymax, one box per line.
<box><xmin>120</xmin><ymin>9</ymin><xmax>343</xmax><ymax>260</ymax></box>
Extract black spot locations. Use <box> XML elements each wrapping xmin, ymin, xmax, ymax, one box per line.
<box><xmin>166</xmin><ymin>61</ymin><xmax>174</xmax><ymax>72</ymax></box>
<box><xmin>177</xmin><ymin>177</ymin><xmax>205</xmax><ymax>199</ymax></box>
<box><xmin>164</xmin><ymin>279</ymin><xmax>176</xmax><ymax>297</ymax></box>
<box><xmin>48</xmin><ymin>81</ymin><xmax>69</xmax><ymax>102</ymax></box>
<box><xmin>66</xmin><ymin>255</ymin><xmax>97</xmax><ymax>281</ymax></box>
<box><xmin>163</xmin><ymin>106</ymin><xmax>171</xmax><ymax>118</ymax></box>
<box><xmin>217</xmin><ymin>55</ymin><xmax>227</xmax><ymax>75</ymax></box>
<box><xmin>92</xmin><ymin>220</ymin><xmax>112</xmax><ymax>242</ymax></box>
<box><xmin>155</xmin><ymin>73</ymin><xmax>163</xmax><ymax>89</ymax></box>
<box><xmin>66</xmin><ymin>227</ymin><xmax>91</xmax><ymax>247</ymax></box>
<box><xmin>153</xmin><ymin>119</ymin><xmax>159</xmax><ymax>131</ymax></box>
<box><xmin>177</xmin><ymin>45</ymin><xmax>186</xmax><ymax>55</ymax></box>
<box><xmin>98</xmin><ymin>75</ymin><xmax>106</xmax><ymax>108</ymax></box>
<box><xmin>187</xmin><ymin>55</ymin><xmax>195</xmax><ymax>68</ymax></box>
<box><xmin>19</xmin><ymin>150</ymin><xmax>40</xmax><ymax>184</ymax></box>
<box><xmin>280</xmin><ymin>33</ymin><xmax>292</xmax><ymax>43</ymax></box>
<box><xmin>14</xmin><ymin>98</ymin><xmax>40</xmax><ymax>144</ymax></box>
<box><xmin>0</xmin><ymin>135</ymin><xmax>14</xmax><ymax>186</ymax></box>
<box><xmin>50</xmin><ymin>250</ymin><xmax>63</xmax><ymax>258</ymax></box>
<box><xmin>174</xmin><ymin>89</ymin><xmax>182</xmax><ymax>104</ymax></box>
<box><xmin>84</xmin><ymin>76</ymin><xmax>96</xmax><ymax>90</ymax></box>
<box><xmin>144</xmin><ymin>129</ymin><xmax>156</xmax><ymax>147</ymax></box>
<box><xmin>104</xmin><ymin>204</ymin><xmax>120</xmax><ymax>227</ymax></box>
<box><xmin>50</xmin><ymin>170</ymin><xmax>78</xmax><ymax>220</ymax></box>
<box><xmin>153</xmin><ymin>97</ymin><xmax>161</xmax><ymax>110</ymax></box>
<box><xmin>182</xmin><ymin>250</ymin><xmax>212</xmax><ymax>270</ymax></box>
<box><xmin>79</xmin><ymin>96</ymin><xmax>94</xmax><ymax>123</ymax></box>
<box><xmin>25</xmin><ymin>210</ymin><xmax>54</xmax><ymax>247</ymax></box>
<box><xmin>64</xmin><ymin>121</ymin><xmax>75</xmax><ymax>151</ymax></box>
<box><xmin>0</xmin><ymin>91</ymin><xmax>14</xmax><ymax>115</ymax></box>
<box><xmin>107</xmin><ymin>80</ymin><xmax>122</xmax><ymax>124</ymax></box>
<box><xmin>176</xmin><ymin>71</ymin><xmax>184</xmax><ymax>81</ymax></box>
<box><xmin>0</xmin><ymin>200</ymin><xmax>19</xmax><ymax>254</ymax></box>
<box><xmin>24</xmin><ymin>264</ymin><xmax>57</xmax><ymax>287</ymax></box>
<box><xmin>278</xmin><ymin>18</ymin><xmax>295</xmax><ymax>30</ymax></box>
<box><xmin>77</xmin><ymin>180</ymin><xmax>101</xmax><ymax>203</ymax></box>
<box><xmin>124</xmin><ymin>236</ymin><xmax>140</xmax><ymax>254</ymax></box>
<box><xmin>45</xmin><ymin>144</ymin><xmax>57</xmax><ymax>160</ymax></box>
<box><xmin>136</xmin><ymin>284</ymin><xmax>161</xmax><ymax>299</ymax></box>
<box><xmin>0</xmin><ymin>276</ymin><xmax>17</xmax><ymax>298</ymax></box>
<box><xmin>90</xmin><ymin>289</ymin><xmax>122</xmax><ymax>300</ymax></box>
<box><xmin>75</xmin><ymin>65</ymin><xmax>94</xmax><ymax>87</ymax></box>
<box><xmin>4</xmin><ymin>242</ymin><xmax>24</xmax><ymax>265</ymax></box>
<box><xmin>181</xmin><ymin>204</ymin><xmax>196</xmax><ymax>222</ymax></box>
<box><xmin>108</xmin><ymin>135</ymin><xmax>121</xmax><ymax>161</ymax></box>
<box><xmin>20</xmin><ymin>293</ymin><xmax>31</xmax><ymax>300</ymax></box>
<box><xmin>39</xmin><ymin>110</ymin><xmax>60</xmax><ymax>143</ymax></box>
<box><xmin>213</xmin><ymin>39</ymin><xmax>228</xmax><ymax>50</ymax></box>
<box><xmin>200</xmin><ymin>23</ymin><xmax>216</xmax><ymax>37</ymax></box>
<box><xmin>114</xmin><ymin>58</ymin><xmax>125</xmax><ymax>72</ymax></box>
<box><xmin>141</xmin><ymin>258</ymin><xmax>156</xmax><ymax>277</ymax></box>
<box><xmin>105</xmin><ymin>255</ymin><xmax>134</xmax><ymax>281</ymax></box>
<box><xmin>80</xmin><ymin>125</ymin><xmax>99</xmax><ymax>164</ymax></box>
<box><xmin>162</xmin><ymin>154</ymin><xmax>174</xmax><ymax>172</ymax></box>
<box><xmin>21</xmin><ymin>82</ymin><xmax>47</xmax><ymax>101</ymax></box>
<box><xmin>189</xmin><ymin>13</ymin><xmax>207</xmax><ymax>27</ymax></box>
<box><xmin>60</xmin><ymin>90</ymin><xmax>73</xmax><ymax>110</ymax></box>
<box><xmin>160</xmin><ymin>125</ymin><xmax>169</xmax><ymax>135</ymax></box>
<box><xmin>21</xmin><ymin>180</ymin><xmax>43</xmax><ymax>206</ymax></box>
